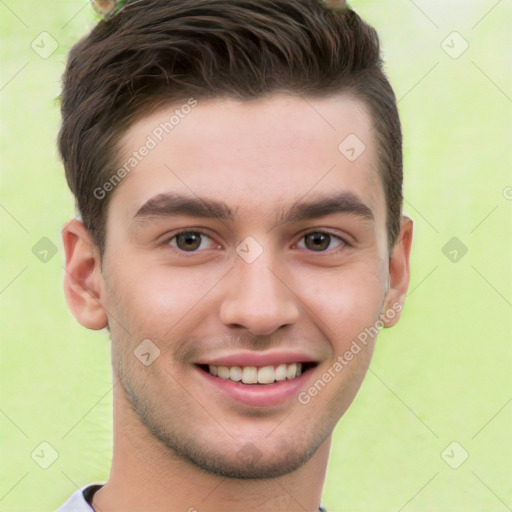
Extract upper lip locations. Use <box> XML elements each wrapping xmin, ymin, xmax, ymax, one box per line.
<box><xmin>195</xmin><ymin>350</ymin><xmax>319</xmax><ymax>368</ymax></box>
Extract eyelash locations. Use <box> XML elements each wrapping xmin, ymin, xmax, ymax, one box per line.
<box><xmin>162</xmin><ymin>229</ymin><xmax>350</xmax><ymax>254</ymax></box>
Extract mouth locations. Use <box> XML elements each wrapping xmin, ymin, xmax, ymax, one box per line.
<box><xmin>193</xmin><ymin>351</ymin><xmax>320</xmax><ymax>407</ymax></box>
<box><xmin>197</xmin><ymin>362</ymin><xmax>317</xmax><ymax>385</ymax></box>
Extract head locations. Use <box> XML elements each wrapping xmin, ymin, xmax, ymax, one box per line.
<box><xmin>60</xmin><ymin>0</ymin><xmax>412</xmax><ymax>479</ymax></box>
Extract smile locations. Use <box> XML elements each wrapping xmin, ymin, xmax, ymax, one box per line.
<box><xmin>206</xmin><ymin>363</ymin><xmax>305</xmax><ymax>384</ymax></box>
<box><xmin>193</xmin><ymin>351</ymin><xmax>319</xmax><ymax>406</ymax></box>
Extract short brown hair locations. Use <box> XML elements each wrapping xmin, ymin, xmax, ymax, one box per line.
<box><xmin>58</xmin><ymin>0</ymin><xmax>402</xmax><ymax>254</ymax></box>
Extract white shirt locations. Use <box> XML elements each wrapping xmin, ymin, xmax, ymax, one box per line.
<box><xmin>56</xmin><ymin>483</ymin><xmax>103</xmax><ymax>511</ymax></box>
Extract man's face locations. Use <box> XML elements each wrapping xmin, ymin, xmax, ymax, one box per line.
<box><xmin>98</xmin><ymin>94</ymin><xmax>394</xmax><ymax>478</ymax></box>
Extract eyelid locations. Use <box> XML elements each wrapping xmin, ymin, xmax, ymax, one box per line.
<box><xmin>294</xmin><ymin>229</ymin><xmax>351</xmax><ymax>252</ymax></box>
<box><xmin>162</xmin><ymin>228</ymin><xmax>221</xmax><ymax>251</ymax></box>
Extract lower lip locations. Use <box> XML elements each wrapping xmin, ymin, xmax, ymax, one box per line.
<box><xmin>197</xmin><ymin>366</ymin><xmax>312</xmax><ymax>407</ymax></box>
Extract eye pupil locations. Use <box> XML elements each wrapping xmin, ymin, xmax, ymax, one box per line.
<box><xmin>305</xmin><ymin>232</ymin><xmax>330</xmax><ymax>251</ymax></box>
<box><xmin>176</xmin><ymin>232</ymin><xmax>201</xmax><ymax>251</ymax></box>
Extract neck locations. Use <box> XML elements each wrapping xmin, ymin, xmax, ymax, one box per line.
<box><xmin>93</xmin><ymin>382</ymin><xmax>330</xmax><ymax>512</ymax></box>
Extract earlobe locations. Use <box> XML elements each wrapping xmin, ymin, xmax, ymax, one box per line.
<box><xmin>62</xmin><ymin>219</ymin><xmax>108</xmax><ymax>330</ymax></box>
<box><xmin>381</xmin><ymin>216</ymin><xmax>413</xmax><ymax>327</ymax></box>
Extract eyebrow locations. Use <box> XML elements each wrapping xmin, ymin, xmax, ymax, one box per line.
<box><xmin>279</xmin><ymin>192</ymin><xmax>374</xmax><ymax>224</ymax></box>
<box><xmin>134</xmin><ymin>192</ymin><xmax>235</xmax><ymax>222</ymax></box>
<box><xmin>133</xmin><ymin>191</ymin><xmax>374</xmax><ymax>225</ymax></box>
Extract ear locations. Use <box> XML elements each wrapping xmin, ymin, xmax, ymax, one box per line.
<box><xmin>62</xmin><ymin>219</ymin><xmax>108</xmax><ymax>330</ymax></box>
<box><xmin>381</xmin><ymin>215</ymin><xmax>413</xmax><ymax>327</ymax></box>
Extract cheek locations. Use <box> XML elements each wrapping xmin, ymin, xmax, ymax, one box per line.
<box><xmin>298</xmin><ymin>264</ymin><xmax>386</xmax><ymax>346</ymax></box>
<box><xmin>102</xmin><ymin>260</ymin><xmax>224</xmax><ymax>339</ymax></box>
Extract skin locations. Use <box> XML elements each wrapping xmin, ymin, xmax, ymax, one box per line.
<box><xmin>62</xmin><ymin>93</ymin><xmax>413</xmax><ymax>512</ymax></box>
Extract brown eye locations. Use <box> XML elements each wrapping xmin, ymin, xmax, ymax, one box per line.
<box><xmin>299</xmin><ymin>232</ymin><xmax>344</xmax><ymax>252</ymax></box>
<box><xmin>169</xmin><ymin>231</ymin><xmax>209</xmax><ymax>252</ymax></box>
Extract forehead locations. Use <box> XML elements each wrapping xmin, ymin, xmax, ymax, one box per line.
<box><xmin>111</xmin><ymin>93</ymin><xmax>384</xmax><ymax>227</ymax></box>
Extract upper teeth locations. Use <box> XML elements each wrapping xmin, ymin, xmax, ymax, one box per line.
<box><xmin>209</xmin><ymin>363</ymin><xmax>303</xmax><ymax>384</ymax></box>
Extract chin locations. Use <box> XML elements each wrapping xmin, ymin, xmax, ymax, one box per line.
<box><xmin>162</xmin><ymin>434</ymin><xmax>326</xmax><ymax>480</ymax></box>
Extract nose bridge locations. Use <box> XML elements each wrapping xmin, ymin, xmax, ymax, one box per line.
<box><xmin>238</xmin><ymin>255</ymin><xmax>282</xmax><ymax>302</ymax></box>
<box><xmin>219</xmin><ymin>244</ymin><xmax>300</xmax><ymax>335</ymax></box>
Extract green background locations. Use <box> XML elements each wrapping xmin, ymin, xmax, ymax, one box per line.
<box><xmin>1</xmin><ymin>1</ymin><xmax>511</xmax><ymax>511</ymax></box>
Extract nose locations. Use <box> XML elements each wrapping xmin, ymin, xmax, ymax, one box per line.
<box><xmin>219</xmin><ymin>251</ymin><xmax>300</xmax><ymax>336</ymax></box>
